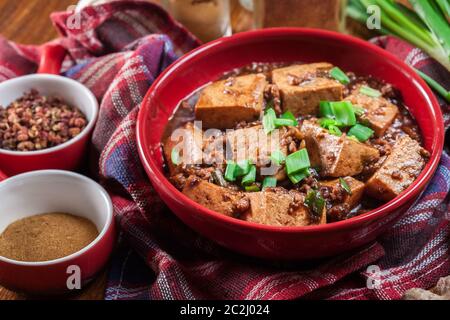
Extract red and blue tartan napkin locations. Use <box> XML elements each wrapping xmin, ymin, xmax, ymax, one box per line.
<box><xmin>0</xmin><ymin>0</ymin><xmax>448</xmax><ymax>300</ymax></box>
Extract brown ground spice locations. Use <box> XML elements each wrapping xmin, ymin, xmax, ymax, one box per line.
<box><xmin>0</xmin><ymin>213</ymin><xmax>99</xmax><ymax>262</ymax></box>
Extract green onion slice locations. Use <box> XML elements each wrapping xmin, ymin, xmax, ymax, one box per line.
<box><xmin>339</xmin><ymin>177</ymin><xmax>352</xmax><ymax>195</ymax></box>
<box><xmin>241</xmin><ymin>165</ymin><xmax>257</xmax><ymax>186</ymax></box>
<box><xmin>262</xmin><ymin>176</ymin><xmax>277</xmax><ymax>189</ymax></box>
<box><xmin>360</xmin><ymin>85</ymin><xmax>382</xmax><ymax>98</ymax></box>
<box><xmin>263</xmin><ymin>108</ymin><xmax>276</xmax><ymax>134</ymax></box>
<box><xmin>281</xmin><ymin>111</ymin><xmax>299</xmax><ymax>126</ymax></box>
<box><xmin>353</xmin><ymin>106</ymin><xmax>365</xmax><ymax>117</ymax></box>
<box><xmin>319</xmin><ymin>118</ymin><xmax>340</xmax><ymax>128</ymax></box>
<box><xmin>330</xmin><ymin>67</ymin><xmax>350</xmax><ymax>85</ymax></box>
<box><xmin>171</xmin><ymin>148</ymin><xmax>181</xmax><ymax>165</ymax></box>
<box><xmin>319</xmin><ymin>101</ymin><xmax>334</xmax><ymax>118</ymax></box>
<box><xmin>347</xmin><ymin>124</ymin><xmax>374</xmax><ymax>142</ymax></box>
<box><xmin>328</xmin><ymin>125</ymin><xmax>342</xmax><ymax>136</ymax></box>
<box><xmin>224</xmin><ymin>161</ymin><xmax>237</xmax><ymax>182</ymax></box>
<box><xmin>274</xmin><ymin>118</ymin><xmax>295</xmax><ymax>128</ymax></box>
<box><xmin>288</xmin><ymin>168</ymin><xmax>310</xmax><ymax>185</ymax></box>
<box><xmin>330</xmin><ymin>101</ymin><xmax>357</xmax><ymax>126</ymax></box>
<box><xmin>285</xmin><ymin>149</ymin><xmax>310</xmax><ymax>175</ymax></box>
<box><xmin>245</xmin><ymin>185</ymin><xmax>260</xmax><ymax>192</ymax></box>
<box><xmin>235</xmin><ymin>159</ymin><xmax>252</xmax><ymax>177</ymax></box>
<box><xmin>305</xmin><ymin>189</ymin><xmax>325</xmax><ymax>217</ymax></box>
<box><xmin>271</xmin><ymin>150</ymin><xmax>286</xmax><ymax>166</ymax></box>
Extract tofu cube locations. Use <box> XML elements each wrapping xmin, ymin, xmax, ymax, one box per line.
<box><xmin>226</xmin><ymin>125</ymin><xmax>289</xmax><ymax>178</ymax></box>
<box><xmin>162</xmin><ymin>123</ymin><xmax>204</xmax><ymax>175</ymax></box>
<box><xmin>195</xmin><ymin>74</ymin><xmax>267</xmax><ymax>129</ymax></box>
<box><xmin>345</xmin><ymin>89</ymin><xmax>398</xmax><ymax>137</ymax></box>
<box><xmin>320</xmin><ymin>177</ymin><xmax>365</xmax><ymax>209</ymax></box>
<box><xmin>301</xmin><ymin>120</ymin><xmax>380</xmax><ymax>177</ymax></box>
<box><xmin>366</xmin><ymin>135</ymin><xmax>427</xmax><ymax>201</ymax></box>
<box><xmin>272</xmin><ymin>63</ymin><xmax>344</xmax><ymax>116</ymax></box>
<box><xmin>182</xmin><ymin>177</ymin><xmax>248</xmax><ymax>217</ymax></box>
<box><xmin>243</xmin><ymin>189</ymin><xmax>326</xmax><ymax>227</ymax></box>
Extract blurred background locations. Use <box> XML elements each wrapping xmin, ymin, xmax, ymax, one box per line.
<box><xmin>0</xmin><ymin>0</ymin><xmax>373</xmax><ymax>45</ymax></box>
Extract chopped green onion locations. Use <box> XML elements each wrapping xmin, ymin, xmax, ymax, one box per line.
<box><xmin>171</xmin><ymin>148</ymin><xmax>181</xmax><ymax>165</ymax></box>
<box><xmin>224</xmin><ymin>161</ymin><xmax>237</xmax><ymax>182</ymax></box>
<box><xmin>348</xmin><ymin>124</ymin><xmax>374</xmax><ymax>142</ymax></box>
<box><xmin>241</xmin><ymin>165</ymin><xmax>257</xmax><ymax>186</ymax></box>
<box><xmin>353</xmin><ymin>106</ymin><xmax>366</xmax><ymax>117</ymax></box>
<box><xmin>281</xmin><ymin>111</ymin><xmax>299</xmax><ymax>126</ymax></box>
<box><xmin>330</xmin><ymin>101</ymin><xmax>357</xmax><ymax>126</ymax></box>
<box><xmin>359</xmin><ymin>85</ymin><xmax>382</xmax><ymax>98</ymax></box>
<box><xmin>263</xmin><ymin>108</ymin><xmax>276</xmax><ymax>134</ymax></box>
<box><xmin>305</xmin><ymin>189</ymin><xmax>325</xmax><ymax>217</ymax></box>
<box><xmin>339</xmin><ymin>177</ymin><xmax>352</xmax><ymax>195</ymax></box>
<box><xmin>330</xmin><ymin>67</ymin><xmax>350</xmax><ymax>85</ymax></box>
<box><xmin>319</xmin><ymin>101</ymin><xmax>334</xmax><ymax>118</ymax></box>
<box><xmin>288</xmin><ymin>168</ymin><xmax>310</xmax><ymax>184</ymax></box>
<box><xmin>274</xmin><ymin>118</ymin><xmax>295</xmax><ymax>128</ymax></box>
<box><xmin>245</xmin><ymin>185</ymin><xmax>260</xmax><ymax>192</ymax></box>
<box><xmin>212</xmin><ymin>169</ymin><xmax>227</xmax><ymax>187</ymax></box>
<box><xmin>328</xmin><ymin>125</ymin><xmax>342</xmax><ymax>136</ymax></box>
<box><xmin>285</xmin><ymin>149</ymin><xmax>310</xmax><ymax>175</ymax></box>
<box><xmin>235</xmin><ymin>159</ymin><xmax>252</xmax><ymax>177</ymax></box>
<box><xmin>319</xmin><ymin>118</ymin><xmax>340</xmax><ymax>129</ymax></box>
<box><xmin>262</xmin><ymin>176</ymin><xmax>277</xmax><ymax>189</ymax></box>
<box><xmin>270</xmin><ymin>150</ymin><xmax>286</xmax><ymax>165</ymax></box>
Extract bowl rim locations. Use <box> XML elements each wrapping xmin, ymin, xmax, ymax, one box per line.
<box><xmin>0</xmin><ymin>74</ymin><xmax>99</xmax><ymax>156</ymax></box>
<box><xmin>137</xmin><ymin>28</ymin><xmax>444</xmax><ymax>234</ymax></box>
<box><xmin>0</xmin><ymin>170</ymin><xmax>114</xmax><ymax>266</ymax></box>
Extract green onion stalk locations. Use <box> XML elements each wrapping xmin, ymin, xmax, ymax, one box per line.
<box><xmin>347</xmin><ymin>0</ymin><xmax>450</xmax><ymax>102</ymax></box>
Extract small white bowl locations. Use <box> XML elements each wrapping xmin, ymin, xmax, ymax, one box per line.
<box><xmin>0</xmin><ymin>170</ymin><xmax>115</xmax><ymax>294</ymax></box>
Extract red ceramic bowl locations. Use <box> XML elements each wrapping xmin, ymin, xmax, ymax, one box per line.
<box><xmin>0</xmin><ymin>45</ymin><xmax>98</xmax><ymax>176</ymax></box>
<box><xmin>137</xmin><ymin>28</ymin><xmax>444</xmax><ymax>260</ymax></box>
<box><xmin>0</xmin><ymin>170</ymin><xmax>115</xmax><ymax>294</ymax></box>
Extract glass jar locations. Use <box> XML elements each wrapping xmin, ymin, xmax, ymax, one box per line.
<box><xmin>252</xmin><ymin>0</ymin><xmax>347</xmax><ymax>32</ymax></box>
<box><xmin>162</xmin><ymin>0</ymin><xmax>232</xmax><ymax>43</ymax></box>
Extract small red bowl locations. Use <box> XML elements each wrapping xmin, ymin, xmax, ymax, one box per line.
<box><xmin>0</xmin><ymin>45</ymin><xmax>98</xmax><ymax>176</ymax></box>
<box><xmin>137</xmin><ymin>28</ymin><xmax>444</xmax><ymax>260</ymax></box>
<box><xmin>0</xmin><ymin>170</ymin><xmax>115</xmax><ymax>294</ymax></box>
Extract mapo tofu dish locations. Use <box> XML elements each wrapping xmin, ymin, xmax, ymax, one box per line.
<box><xmin>162</xmin><ymin>62</ymin><xmax>430</xmax><ymax>227</ymax></box>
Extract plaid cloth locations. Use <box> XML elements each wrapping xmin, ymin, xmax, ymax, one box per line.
<box><xmin>0</xmin><ymin>0</ymin><xmax>448</xmax><ymax>300</ymax></box>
